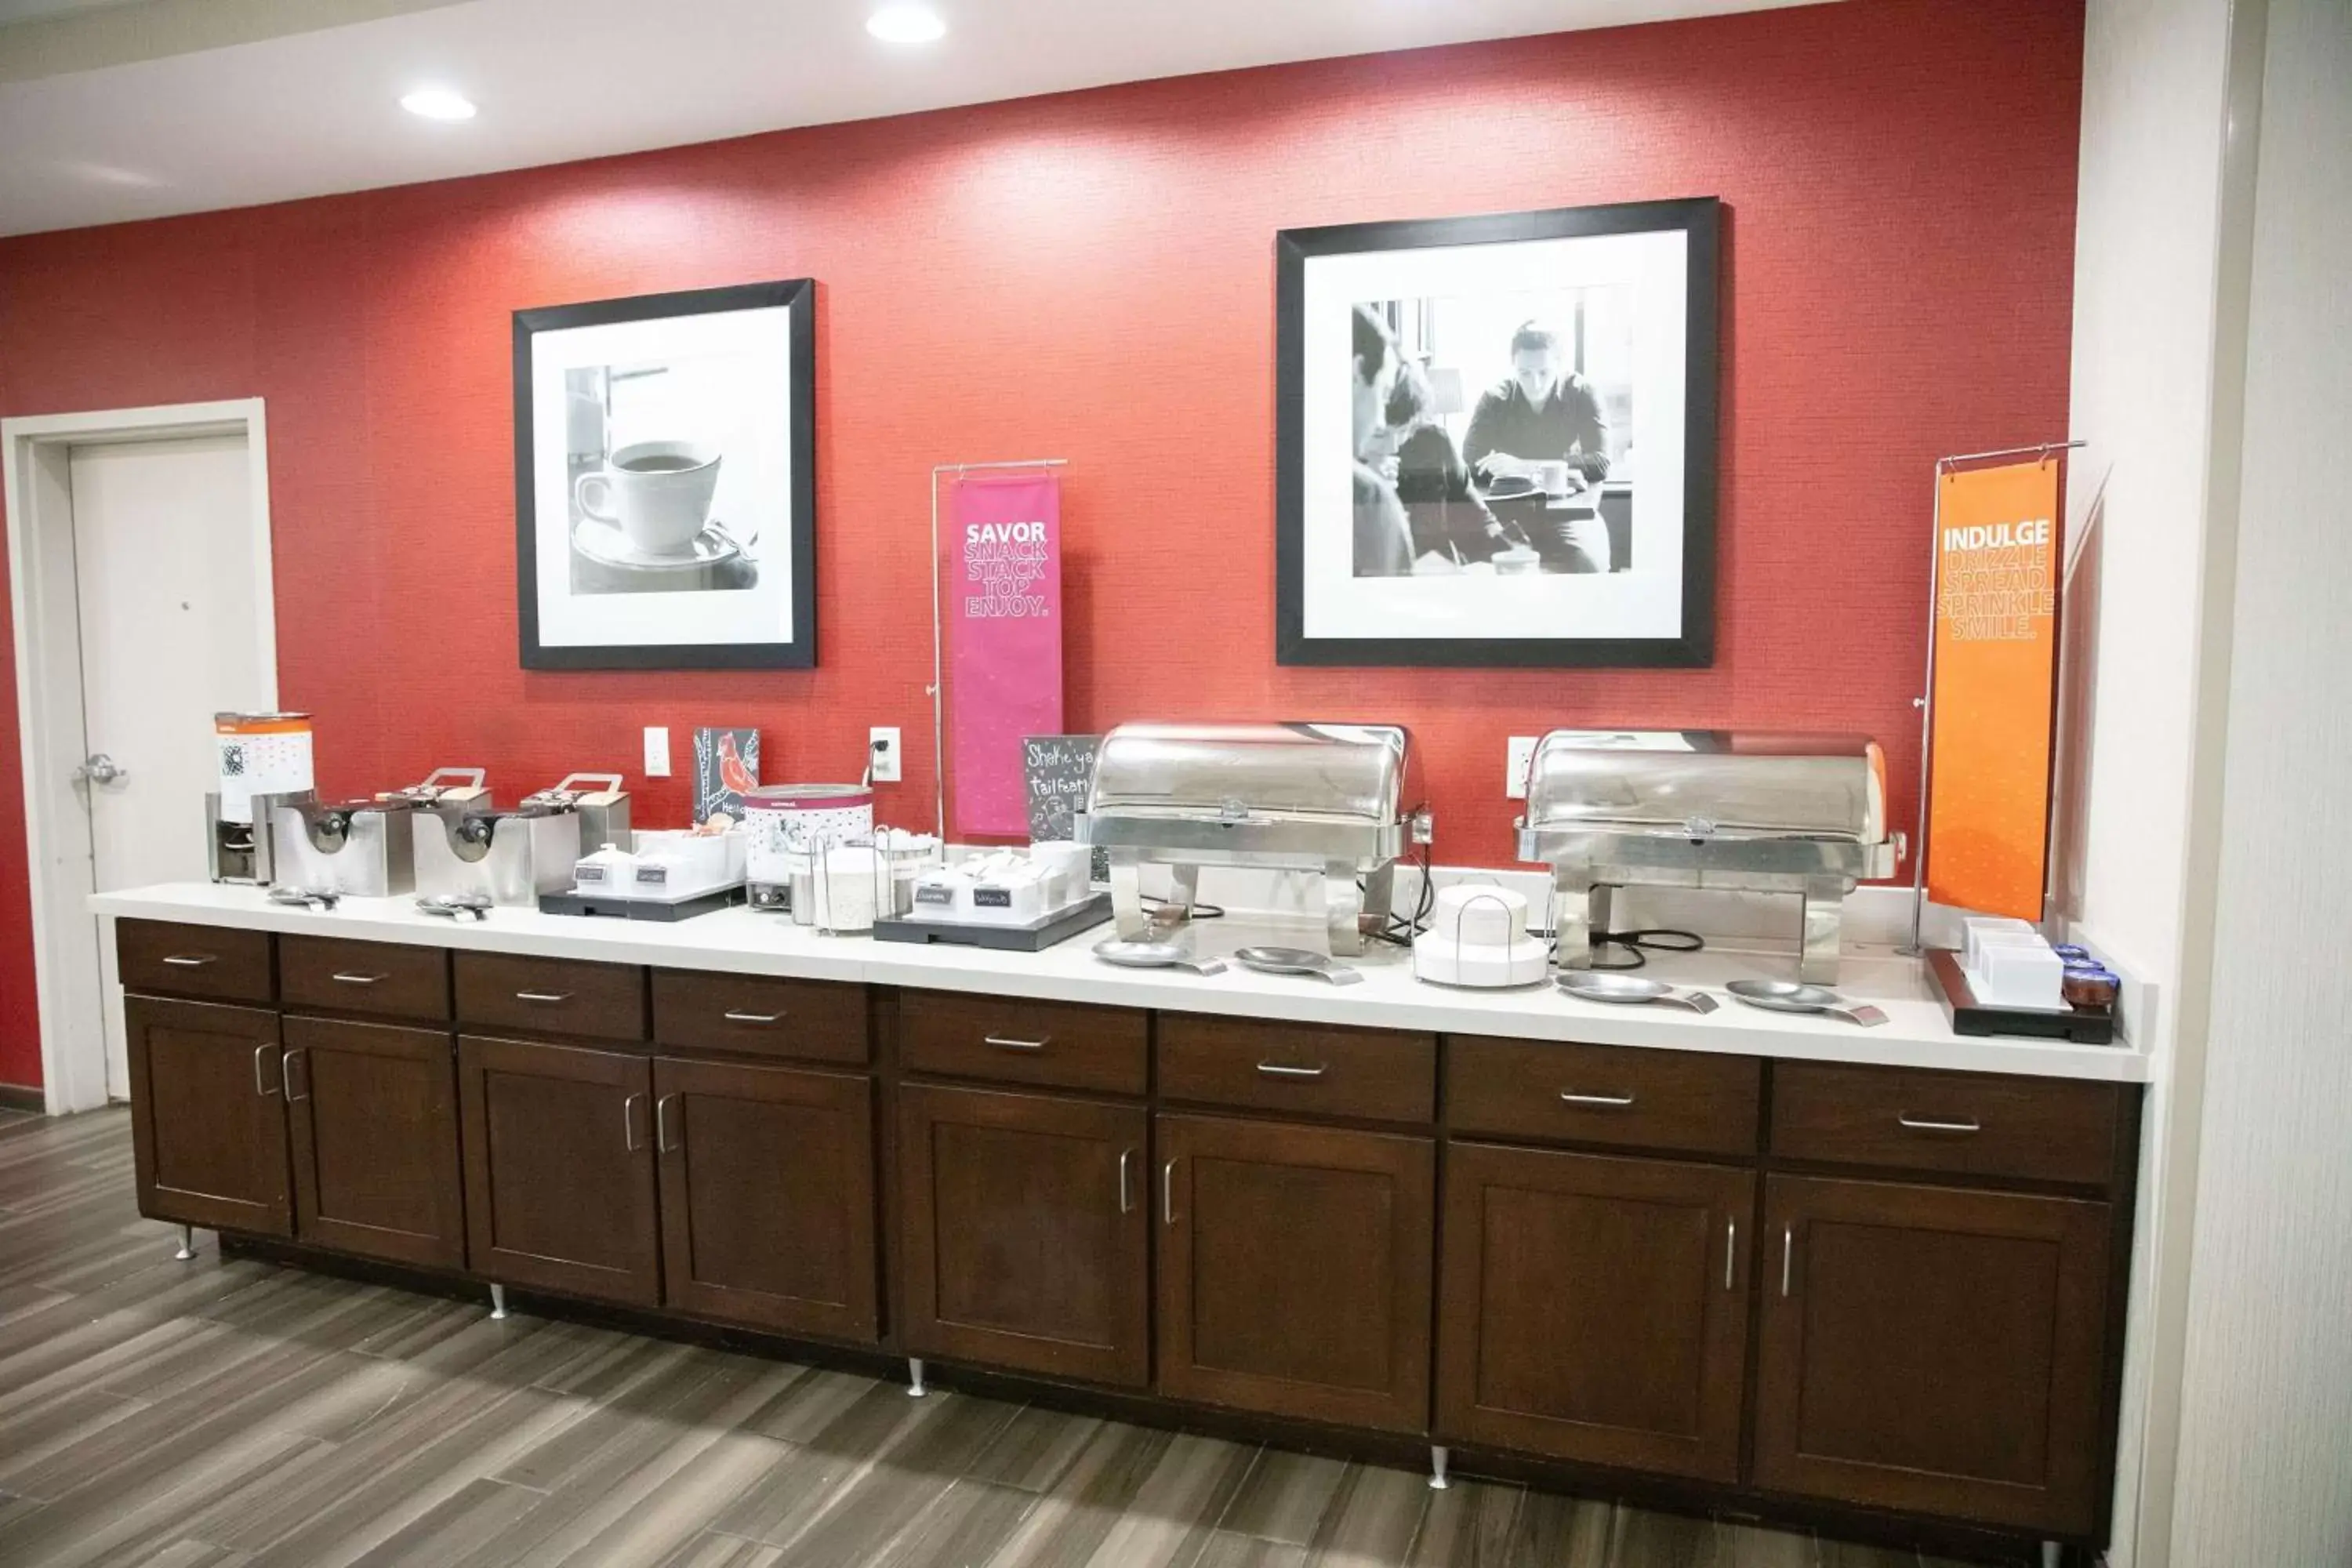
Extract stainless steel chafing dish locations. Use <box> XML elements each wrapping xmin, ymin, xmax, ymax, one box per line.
<box><xmin>1077</xmin><ymin>722</ymin><xmax>1419</xmax><ymax>956</ymax></box>
<box><xmin>1517</xmin><ymin>730</ymin><xmax>1903</xmax><ymax>983</ymax></box>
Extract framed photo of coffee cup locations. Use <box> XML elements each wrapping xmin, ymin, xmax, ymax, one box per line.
<box><xmin>514</xmin><ymin>278</ymin><xmax>817</xmax><ymax>669</ymax></box>
<box><xmin>1275</xmin><ymin>198</ymin><xmax>1719</xmax><ymax>667</ymax></box>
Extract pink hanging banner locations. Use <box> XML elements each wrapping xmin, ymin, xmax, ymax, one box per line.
<box><xmin>947</xmin><ymin>473</ymin><xmax>1064</xmax><ymax>837</ymax></box>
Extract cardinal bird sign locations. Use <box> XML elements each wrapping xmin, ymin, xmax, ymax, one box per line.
<box><xmin>693</xmin><ymin>727</ymin><xmax>761</xmax><ymax>824</ymax></box>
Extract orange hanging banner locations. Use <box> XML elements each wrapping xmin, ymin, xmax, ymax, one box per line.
<box><xmin>1925</xmin><ymin>457</ymin><xmax>2062</xmax><ymax>920</ymax></box>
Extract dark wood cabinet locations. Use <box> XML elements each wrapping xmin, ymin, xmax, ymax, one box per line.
<box><xmin>458</xmin><ymin>1034</ymin><xmax>660</xmax><ymax>1306</ymax></box>
<box><xmin>1156</xmin><ymin>1112</ymin><xmax>1433</xmax><ymax>1432</ymax></box>
<box><xmin>283</xmin><ymin>1016</ymin><xmax>464</xmax><ymax>1269</ymax></box>
<box><xmin>279</xmin><ymin>935</ymin><xmax>451</xmax><ymax>1025</ymax></box>
<box><xmin>1755</xmin><ymin>1174</ymin><xmax>2114</xmax><ymax>1536</ymax></box>
<box><xmin>655</xmin><ymin>1056</ymin><xmax>877</xmax><ymax>1342</ymax></box>
<box><xmin>125</xmin><ymin>996</ymin><xmax>291</xmax><ymax>1236</ymax></box>
<box><xmin>1436</xmin><ymin>1142</ymin><xmax>1753</xmax><ymax>1481</ymax></box>
<box><xmin>118</xmin><ymin>920</ymin><xmax>274</xmax><ymax>1006</ymax></box>
<box><xmin>897</xmin><ymin>1082</ymin><xmax>1149</xmax><ymax>1387</ymax></box>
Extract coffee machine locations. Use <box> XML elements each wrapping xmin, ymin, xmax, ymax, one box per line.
<box><xmin>206</xmin><ymin>712</ymin><xmax>317</xmax><ymax>884</ymax></box>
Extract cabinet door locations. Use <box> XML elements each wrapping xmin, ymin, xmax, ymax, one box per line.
<box><xmin>655</xmin><ymin>1056</ymin><xmax>877</xmax><ymax>1342</ymax></box>
<box><xmin>1436</xmin><ymin>1143</ymin><xmax>1752</xmax><ymax>1481</ymax></box>
<box><xmin>459</xmin><ymin>1035</ymin><xmax>659</xmax><ymax>1306</ymax></box>
<box><xmin>285</xmin><ymin>1016</ymin><xmax>464</xmax><ymax>1269</ymax></box>
<box><xmin>1158</xmin><ymin>1112</ymin><xmax>1434</xmax><ymax>1432</ymax></box>
<box><xmin>897</xmin><ymin>1083</ymin><xmax>1149</xmax><ymax>1387</ymax></box>
<box><xmin>1755</xmin><ymin>1175</ymin><xmax>2113</xmax><ymax>1536</ymax></box>
<box><xmin>125</xmin><ymin>996</ymin><xmax>290</xmax><ymax>1236</ymax></box>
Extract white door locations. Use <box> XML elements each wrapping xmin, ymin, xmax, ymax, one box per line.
<box><xmin>70</xmin><ymin>434</ymin><xmax>268</xmax><ymax>1098</ymax></box>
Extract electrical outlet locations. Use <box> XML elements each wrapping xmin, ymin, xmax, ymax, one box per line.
<box><xmin>643</xmin><ymin>727</ymin><xmax>671</xmax><ymax>779</ymax></box>
<box><xmin>1506</xmin><ymin>735</ymin><xmax>1538</xmax><ymax>799</ymax></box>
<box><xmin>869</xmin><ymin>726</ymin><xmax>902</xmax><ymax>782</ymax></box>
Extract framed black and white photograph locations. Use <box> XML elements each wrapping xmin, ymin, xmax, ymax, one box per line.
<box><xmin>515</xmin><ymin>278</ymin><xmax>816</xmax><ymax>669</ymax></box>
<box><xmin>1276</xmin><ymin>198</ymin><xmax>1719</xmax><ymax>667</ymax></box>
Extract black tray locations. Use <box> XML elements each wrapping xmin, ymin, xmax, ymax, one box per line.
<box><xmin>539</xmin><ymin>887</ymin><xmax>743</xmax><ymax>923</ymax></box>
<box><xmin>873</xmin><ymin>892</ymin><xmax>1112</xmax><ymax>952</ymax></box>
<box><xmin>1926</xmin><ymin>948</ymin><xmax>2115</xmax><ymax>1045</ymax></box>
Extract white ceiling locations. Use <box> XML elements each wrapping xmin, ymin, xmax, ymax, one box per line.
<box><xmin>0</xmin><ymin>0</ymin><xmax>1818</xmax><ymax>239</ymax></box>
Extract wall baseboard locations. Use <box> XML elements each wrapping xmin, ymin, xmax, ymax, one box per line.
<box><xmin>0</xmin><ymin>1083</ymin><xmax>45</xmax><ymax>1113</ymax></box>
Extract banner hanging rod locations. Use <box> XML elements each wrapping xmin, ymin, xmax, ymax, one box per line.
<box><xmin>928</xmin><ymin>459</ymin><xmax>1071</xmax><ymax>841</ymax></box>
<box><xmin>1935</xmin><ymin>438</ymin><xmax>2087</xmax><ymax>471</ymax></box>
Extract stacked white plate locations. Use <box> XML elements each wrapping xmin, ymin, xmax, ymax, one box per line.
<box><xmin>1414</xmin><ymin>884</ymin><xmax>1550</xmax><ymax>988</ymax></box>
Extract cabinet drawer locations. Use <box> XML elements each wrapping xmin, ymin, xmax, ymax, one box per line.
<box><xmin>1449</xmin><ymin>1036</ymin><xmax>1761</xmax><ymax>1157</ymax></box>
<box><xmin>898</xmin><ymin>993</ymin><xmax>1146</xmax><ymax>1095</ymax></box>
<box><xmin>653</xmin><ymin>971</ymin><xmax>868</xmax><ymax>1065</ymax></box>
<box><xmin>1771</xmin><ymin>1063</ymin><xmax>2126</xmax><ymax>1188</ymax></box>
<box><xmin>1159</xmin><ymin>1014</ymin><xmax>1434</xmax><ymax>1123</ymax></box>
<box><xmin>280</xmin><ymin>935</ymin><xmax>450</xmax><ymax>1023</ymax></box>
<box><xmin>454</xmin><ymin>952</ymin><xmax>647</xmax><ymax>1044</ymax></box>
<box><xmin>117</xmin><ymin>919</ymin><xmax>273</xmax><ymax>1006</ymax></box>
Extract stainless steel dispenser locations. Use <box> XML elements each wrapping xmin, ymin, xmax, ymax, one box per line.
<box><xmin>270</xmin><ymin>798</ymin><xmax>418</xmax><ymax>898</ymax></box>
<box><xmin>522</xmin><ymin>773</ymin><xmax>630</xmax><ymax>850</ymax></box>
<box><xmin>1515</xmin><ymin>730</ymin><xmax>1903</xmax><ymax>983</ymax></box>
<box><xmin>1077</xmin><ymin>722</ymin><xmax>1417</xmax><ymax>956</ymax></box>
<box><xmin>208</xmin><ymin>789</ymin><xmax>312</xmax><ymax>884</ymax></box>
<box><xmin>412</xmin><ymin>804</ymin><xmax>583</xmax><ymax>906</ymax></box>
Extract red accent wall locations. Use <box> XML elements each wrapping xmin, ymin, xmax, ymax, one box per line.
<box><xmin>0</xmin><ymin>0</ymin><xmax>2084</xmax><ymax>1087</ymax></box>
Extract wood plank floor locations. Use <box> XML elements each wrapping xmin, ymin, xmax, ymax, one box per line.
<box><xmin>0</xmin><ymin>1109</ymin><xmax>2014</xmax><ymax>1568</ymax></box>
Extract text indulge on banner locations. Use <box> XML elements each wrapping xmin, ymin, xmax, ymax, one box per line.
<box><xmin>948</xmin><ymin>474</ymin><xmax>1064</xmax><ymax>837</ymax></box>
<box><xmin>1926</xmin><ymin>458</ymin><xmax>2062</xmax><ymax>919</ymax></box>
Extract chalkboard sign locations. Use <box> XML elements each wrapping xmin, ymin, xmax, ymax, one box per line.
<box><xmin>1023</xmin><ymin>734</ymin><xmax>1107</xmax><ymax>882</ymax></box>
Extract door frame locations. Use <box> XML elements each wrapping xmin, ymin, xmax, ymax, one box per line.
<box><xmin>3</xmin><ymin>398</ymin><xmax>275</xmax><ymax>1113</ymax></box>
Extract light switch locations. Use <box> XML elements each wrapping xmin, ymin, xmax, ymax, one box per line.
<box><xmin>644</xmin><ymin>727</ymin><xmax>671</xmax><ymax>779</ymax></box>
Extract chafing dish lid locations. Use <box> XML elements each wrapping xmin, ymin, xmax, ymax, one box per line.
<box><xmin>1523</xmin><ymin>730</ymin><xmax>1887</xmax><ymax>841</ymax></box>
<box><xmin>1084</xmin><ymin>722</ymin><xmax>1411</xmax><ymax>826</ymax></box>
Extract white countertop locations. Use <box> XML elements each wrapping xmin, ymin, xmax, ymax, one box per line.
<box><xmin>89</xmin><ymin>883</ymin><xmax>2149</xmax><ymax>1083</ymax></box>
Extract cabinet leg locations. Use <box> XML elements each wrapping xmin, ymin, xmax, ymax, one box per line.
<box><xmin>172</xmin><ymin>1225</ymin><xmax>195</xmax><ymax>1262</ymax></box>
<box><xmin>906</xmin><ymin>1357</ymin><xmax>927</xmax><ymax>1398</ymax></box>
<box><xmin>488</xmin><ymin>1283</ymin><xmax>508</xmax><ymax>1322</ymax></box>
<box><xmin>1428</xmin><ymin>1445</ymin><xmax>1450</xmax><ymax>1491</ymax></box>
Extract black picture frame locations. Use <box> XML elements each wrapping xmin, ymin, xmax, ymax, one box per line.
<box><xmin>1274</xmin><ymin>198</ymin><xmax>1720</xmax><ymax>668</ymax></box>
<box><xmin>514</xmin><ymin>278</ymin><xmax>818</xmax><ymax>670</ymax></box>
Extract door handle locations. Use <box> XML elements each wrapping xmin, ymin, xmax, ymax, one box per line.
<box><xmin>514</xmin><ymin>990</ymin><xmax>574</xmax><ymax>1005</ymax></box>
<box><xmin>162</xmin><ymin>953</ymin><xmax>218</xmax><ymax>968</ymax></box>
<box><xmin>1724</xmin><ymin>1216</ymin><xmax>1737</xmax><ymax>1291</ymax></box>
<box><xmin>983</xmin><ymin>1035</ymin><xmax>1048</xmax><ymax>1052</ymax></box>
<box><xmin>655</xmin><ymin>1094</ymin><xmax>679</xmax><ymax>1153</ymax></box>
<box><xmin>252</xmin><ymin>1044</ymin><xmax>280</xmax><ymax>1097</ymax></box>
<box><xmin>1117</xmin><ymin>1148</ymin><xmax>1135</xmax><ymax>1214</ymax></box>
<box><xmin>723</xmin><ymin>1010</ymin><xmax>784</xmax><ymax>1025</ymax></box>
<box><xmin>284</xmin><ymin>1047</ymin><xmax>309</xmax><ymax>1103</ymax></box>
<box><xmin>1780</xmin><ymin>1224</ymin><xmax>1795</xmax><ymax>1298</ymax></box>
<box><xmin>1255</xmin><ymin>1062</ymin><xmax>1328</xmax><ymax>1080</ymax></box>
<box><xmin>1163</xmin><ymin>1158</ymin><xmax>1179</xmax><ymax>1227</ymax></box>
<box><xmin>74</xmin><ymin>753</ymin><xmax>127</xmax><ymax>786</ymax></box>
<box><xmin>623</xmin><ymin>1092</ymin><xmax>644</xmax><ymax>1152</ymax></box>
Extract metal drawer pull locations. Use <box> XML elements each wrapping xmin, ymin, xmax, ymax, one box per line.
<box><xmin>1256</xmin><ymin>1062</ymin><xmax>1328</xmax><ymax>1080</ymax></box>
<box><xmin>285</xmin><ymin>1047</ymin><xmax>309</xmax><ymax>1103</ymax></box>
<box><xmin>655</xmin><ymin>1094</ymin><xmax>679</xmax><ymax>1153</ymax></box>
<box><xmin>1897</xmin><ymin>1113</ymin><xmax>1982</xmax><ymax>1134</ymax></box>
<box><xmin>723</xmin><ymin>1010</ymin><xmax>785</xmax><ymax>1025</ymax></box>
<box><xmin>515</xmin><ymin>990</ymin><xmax>574</xmax><ymax>1004</ymax></box>
<box><xmin>252</xmin><ymin>1045</ymin><xmax>278</xmax><ymax>1097</ymax></box>
<box><xmin>1559</xmin><ymin>1091</ymin><xmax>1636</xmax><ymax>1108</ymax></box>
<box><xmin>623</xmin><ymin>1093</ymin><xmax>644</xmax><ymax>1152</ymax></box>
<box><xmin>1117</xmin><ymin>1148</ymin><xmax>1135</xmax><ymax>1214</ymax></box>
<box><xmin>162</xmin><ymin>953</ymin><xmax>217</xmax><ymax>968</ymax></box>
<box><xmin>1780</xmin><ymin>1224</ymin><xmax>1794</xmax><ymax>1298</ymax></box>
<box><xmin>1725</xmin><ymin>1217</ymin><xmax>1737</xmax><ymax>1290</ymax></box>
<box><xmin>984</xmin><ymin>1035</ymin><xmax>1048</xmax><ymax>1052</ymax></box>
<box><xmin>331</xmin><ymin>972</ymin><xmax>386</xmax><ymax>986</ymax></box>
<box><xmin>1163</xmin><ymin>1159</ymin><xmax>1179</xmax><ymax>1226</ymax></box>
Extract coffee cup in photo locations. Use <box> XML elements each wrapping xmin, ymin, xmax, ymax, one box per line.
<box><xmin>1534</xmin><ymin>459</ymin><xmax>1573</xmax><ymax>496</ymax></box>
<box><xmin>575</xmin><ymin>439</ymin><xmax>721</xmax><ymax>556</ymax></box>
<box><xmin>1493</xmin><ymin>545</ymin><xmax>1542</xmax><ymax>575</ymax></box>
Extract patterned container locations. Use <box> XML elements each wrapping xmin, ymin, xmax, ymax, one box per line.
<box><xmin>743</xmin><ymin>783</ymin><xmax>874</xmax><ymax>884</ymax></box>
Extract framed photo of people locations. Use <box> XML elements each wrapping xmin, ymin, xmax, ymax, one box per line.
<box><xmin>514</xmin><ymin>278</ymin><xmax>817</xmax><ymax>670</ymax></box>
<box><xmin>1275</xmin><ymin>198</ymin><xmax>1719</xmax><ymax>667</ymax></box>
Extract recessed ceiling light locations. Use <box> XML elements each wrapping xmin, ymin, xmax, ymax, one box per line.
<box><xmin>400</xmin><ymin>88</ymin><xmax>477</xmax><ymax>122</ymax></box>
<box><xmin>866</xmin><ymin>4</ymin><xmax>946</xmax><ymax>45</ymax></box>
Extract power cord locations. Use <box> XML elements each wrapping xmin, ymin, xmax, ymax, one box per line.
<box><xmin>1582</xmin><ymin>927</ymin><xmax>1705</xmax><ymax>971</ymax></box>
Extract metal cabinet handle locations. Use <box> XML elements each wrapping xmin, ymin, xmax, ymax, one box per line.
<box><xmin>723</xmin><ymin>1010</ymin><xmax>784</xmax><ymax>1025</ymax></box>
<box><xmin>331</xmin><ymin>971</ymin><xmax>386</xmax><ymax>986</ymax></box>
<box><xmin>655</xmin><ymin>1094</ymin><xmax>679</xmax><ymax>1153</ymax></box>
<box><xmin>1897</xmin><ymin>1113</ymin><xmax>1983</xmax><ymax>1134</ymax></box>
<box><xmin>1780</xmin><ymin>1224</ymin><xmax>1794</xmax><ymax>1298</ymax></box>
<box><xmin>984</xmin><ymin>1035</ymin><xmax>1048</xmax><ymax>1052</ymax></box>
<box><xmin>1725</xmin><ymin>1217</ymin><xmax>1737</xmax><ymax>1291</ymax></box>
<box><xmin>623</xmin><ymin>1093</ymin><xmax>644</xmax><ymax>1152</ymax></box>
<box><xmin>1256</xmin><ymin>1062</ymin><xmax>1328</xmax><ymax>1080</ymax></box>
<box><xmin>1163</xmin><ymin>1159</ymin><xmax>1179</xmax><ymax>1227</ymax></box>
<box><xmin>163</xmin><ymin>953</ymin><xmax>218</xmax><ymax>968</ymax></box>
<box><xmin>285</xmin><ymin>1047</ymin><xmax>309</xmax><ymax>1103</ymax></box>
<box><xmin>1117</xmin><ymin>1149</ymin><xmax>1134</xmax><ymax>1214</ymax></box>
<box><xmin>1559</xmin><ymin>1091</ymin><xmax>1636</xmax><ymax>1108</ymax></box>
<box><xmin>515</xmin><ymin>990</ymin><xmax>574</xmax><ymax>1004</ymax></box>
<box><xmin>252</xmin><ymin>1044</ymin><xmax>279</xmax><ymax>1097</ymax></box>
